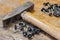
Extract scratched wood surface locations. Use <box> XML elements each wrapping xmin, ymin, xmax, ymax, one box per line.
<box><xmin>20</xmin><ymin>0</ymin><xmax>60</xmax><ymax>40</ymax></box>
<box><xmin>0</xmin><ymin>0</ymin><xmax>60</xmax><ymax>40</ymax></box>
<box><xmin>31</xmin><ymin>0</ymin><xmax>60</xmax><ymax>39</ymax></box>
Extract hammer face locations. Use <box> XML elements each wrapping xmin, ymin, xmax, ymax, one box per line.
<box><xmin>2</xmin><ymin>1</ymin><xmax>34</xmax><ymax>27</ymax></box>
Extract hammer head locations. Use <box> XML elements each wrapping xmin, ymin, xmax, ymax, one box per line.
<box><xmin>2</xmin><ymin>1</ymin><xmax>34</xmax><ymax>27</ymax></box>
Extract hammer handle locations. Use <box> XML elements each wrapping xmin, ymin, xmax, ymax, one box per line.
<box><xmin>21</xmin><ymin>12</ymin><xmax>60</xmax><ymax>40</ymax></box>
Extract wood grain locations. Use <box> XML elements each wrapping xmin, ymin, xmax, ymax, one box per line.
<box><xmin>0</xmin><ymin>0</ymin><xmax>60</xmax><ymax>40</ymax></box>
<box><xmin>21</xmin><ymin>0</ymin><xmax>60</xmax><ymax>40</ymax></box>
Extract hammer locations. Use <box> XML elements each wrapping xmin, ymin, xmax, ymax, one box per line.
<box><xmin>2</xmin><ymin>1</ymin><xmax>60</xmax><ymax>40</ymax></box>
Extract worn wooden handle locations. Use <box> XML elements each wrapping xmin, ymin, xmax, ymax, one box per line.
<box><xmin>21</xmin><ymin>11</ymin><xmax>60</xmax><ymax>40</ymax></box>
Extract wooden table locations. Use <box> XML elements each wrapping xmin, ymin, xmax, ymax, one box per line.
<box><xmin>0</xmin><ymin>0</ymin><xmax>60</xmax><ymax>40</ymax></box>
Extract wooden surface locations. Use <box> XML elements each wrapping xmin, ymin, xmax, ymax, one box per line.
<box><xmin>21</xmin><ymin>0</ymin><xmax>60</xmax><ymax>40</ymax></box>
<box><xmin>0</xmin><ymin>0</ymin><xmax>60</xmax><ymax>40</ymax></box>
<box><xmin>0</xmin><ymin>26</ymin><xmax>56</xmax><ymax>40</ymax></box>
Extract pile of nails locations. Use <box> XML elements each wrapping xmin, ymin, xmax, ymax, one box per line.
<box><xmin>14</xmin><ymin>21</ymin><xmax>41</xmax><ymax>39</ymax></box>
<box><xmin>41</xmin><ymin>2</ymin><xmax>60</xmax><ymax>17</ymax></box>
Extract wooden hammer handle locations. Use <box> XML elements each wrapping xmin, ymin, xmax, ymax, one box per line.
<box><xmin>21</xmin><ymin>11</ymin><xmax>60</xmax><ymax>40</ymax></box>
